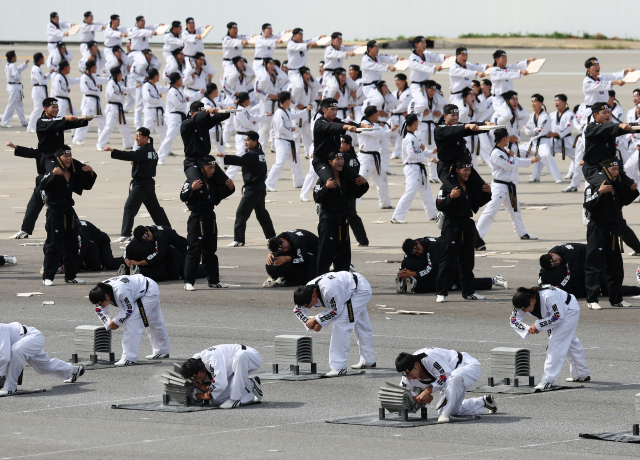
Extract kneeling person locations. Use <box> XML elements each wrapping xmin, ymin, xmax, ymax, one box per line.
<box><xmin>178</xmin><ymin>344</ymin><xmax>263</xmax><ymax>409</ymax></box>
<box><xmin>395</xmin><ymin>348</ymin><xmax>498</xmax><ymax>423</ymax></box>
<box><xmin>293</xmin><ymin>271</ymin><xmax>375</xmax><ymax>374</ymax></box>
<box><xmin>89</xmin><ymin>274</ymin><xmax>171</xmax><ymax>366</ymax></box>
<box><xmin>265</xmin><ymin>229</ymin><xmax>319</xmax><ymax>287</ymax></box>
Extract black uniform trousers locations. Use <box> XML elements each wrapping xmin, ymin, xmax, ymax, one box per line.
<box><xmin>414</xmin><ymin>275</ymin><xmax>491</xmax><ymax>294</ymax></box>
<box><xmin>121</xmin><ymin>178</ymin><xmax>170</xmax><ymax>237</ymax></box>
<box><xmin>346</xmin><ymin>199</ymin><xmax>368</xmax><ymax>246</ymax></box>
<box><xmin>82</xmin><ymin>232</ymin><xmax>124</xmax><ymax>270</ymax></box>
<box><xmin>266</xmin><ymin>253</ymin><xmax>318</xmax><ymax>285</ymax></box>
<box><xmin>585</xmin><ymin>221</ymin><xmax>624</xmax><ymax>304</ymax></box>
<box><xmin>233</xmin><ymin>186</ymin><xmax>275</xmax><ymax>244</ymax></box>
<box><xmin>316</xmin><ymin>209</ymin><xmax>351</xmax><ymax>276</ymax></box>
<box><xmin>185</xmin><ymin>210</ymin><xmax>219</xmax><ymax>285</ymax></box>
<box><xmin>21</xmin><ymin>179</ymin><xmax>45</xmax><ymax>234</ymax></box>
<box><xmin>184</xmin><ymin>157</ymin><xmax>204</xmax><ymax>183</ymax></box>
<box><xmin>43</xmin><ymin>207</ymin><xmax>80</xmax><ymax>281</ymax></box>
<box><xmin>436</xmin><ymin>218</ymin><xmax>476</xmax><ymax>297</ymax></box>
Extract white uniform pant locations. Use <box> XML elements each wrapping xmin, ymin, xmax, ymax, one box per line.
<box><xmin>72</xmin><ymin>104</ymin><xmax>106</xmax><ymax>144</ymax></box>
<box><xmin>357</xmin><ymin>153</ymin><xmax>391</xmax><ymax>208</ymax></box>
<box><xmin>478</xmin><ymin>134</ymin><xmax>493</xmax><ymax>165</ymax></box>
<box><xmin>221</xmin><ymin>116</ymin><xmax>233</xmax><ymax>150</ymax></box>
<box><xmin>1</xmin><ymin>328</ymin><xmax>73</xmax><ymax>392</ymax></box>
<box><xmin>1</xmin><ymin>87</ymin><xmax>26</xmax><ymax>126</ymax></box>
<box><xmin>97</xmin><ymin>106</ymin><xmax>133</xmax><ymax>149</ymax></box>
<box><xmin>226</xmin><ymin>134</ymin><xmax>247</xmax><ymax>181</ymax></box>
<box><xmin>157</xmin><ymin>114</ymin><xmax>182</xmax><ymax>162</ymax></box>
<box><xmin>300</xmin><ymin>160</ymin><xmax>318</xmax><ymax>200</ymax></box>
<box><xmin>542</xmin><ymin>310</ymin><xmax>589</xmax><ymax>383</ymax></box>
<box><xmin>133</xmin><ymin>85</ymin><xmax>145</xmax><ymax>128</ymax></box>
<box><xmin>123</xmin><ymin>78</ymin><xmax>136</xmax><ymax>112</ymax></box>
<box><xmin>571</xmin><ymin>137</ymin><xmax>585</xmax><ymax>189</ymax></box>
<box><xmin>530</xmin><ymin>143</ymin><xmax>562</xmax><ymax>181</ymax></box>
<box><xmin>265</xmin><ymin>139</ymin><xmax>304</xmax><ymax>189</ymax></box>
<box><xmin>27</xmin><ymin>87</ymin><xmax>47</xmax><ymax>131</ymax></box>
<box><xmin>258</xmin><ymin>101</ymin><xmax>277</xmax><ymax>147</ymax></box>
<box><xmin>416</xmin><ymin>126</ymin><xmax>438</xmax><ymax>180</ymax></box>
<box><xmin>143</xmin><ymin>108</ymin><xmax>167</xmax><ymax>144</ymax></box>
<box><xmin>448</xmin><ymin>93</ymin><xmax>465</xmax><ymax>112</ymax></box>
<box><xmin>410</xmin><ymin>84</ymin><xmax>430</xmax><ymax>114</ymax></box>
<box><xmin>476</xmin><ymin>182</ymin><xmax>528</xmax><ymax>238</ymax></box>
<box><xmin>624</xmin><ymin>149</ymin><xmax>640</xmax><ymax>186</ymax></box>
<box><xmin>436</xmin><ymin>354</ymin><xmax>484</xmax><ymax>418</ymax></box>
<box><xmin>120</xmin><ymin>280</ymin><xmax>170</xmax><ymax>362</ymax></box>
<box><xmin>212</xmin><ymin>347</ymin><xmax>262</xmax><ymax>404</ymax></box>
<box><xmin>492</xmin><ymin>96</ymin><xmax>512</xmax><ymax>125</ymax></box>
<box><xmin>55</xmin><ymin>97</ymin><xmax>76</xmax><ymax>117</ymax></box>
<box><xmin>327</xmin><ymin>275</ymin><xmax>375</xmax><ymax>369</ymax></box>
<box><xmin>554</xmin><ymin>146</ymin><xmax>576</xmax><ymax>178</ymax></box>
<box><xmin>287</xmin><ymin>70</ymin><xmax>304</xmax><ymax>104</ymax></box>
<box><xmin>363</xmin><ymin>85</ymin><xmax>384</xmax><ymax>111</ymax></box>
<box><xmin>295</xmin><ymin>118</ymin><xmax>313</xmax><ymax>155</ymax></box>
<box><xmin>392</xmin><ymin>165</ymin><xmax>436</xmax><ymax>220</ymax></box>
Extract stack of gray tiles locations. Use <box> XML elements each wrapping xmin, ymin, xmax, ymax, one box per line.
<box><xmin>274</xmin><ymin>335</ymin><xmax>313</xmax><ymax>365</ymax></box>
<box><xmin>491</xmin><ymin>347</ymin><xmax>530</xmax><ymax>381</ymax></box>
<box><xmin>74</xmin><ymin>325</ymin><xmax>111</xmax><ymax>357</ymax></box>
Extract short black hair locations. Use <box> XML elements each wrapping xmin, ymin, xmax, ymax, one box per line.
<box><xmin>278</xmin><ymin>91</ymin><xmax>291</xmax><ymax>104</ymax></box>
<box><xmin>58</xmin><ymin>60</ymin><xmax>70</xmax><ymax>71</ymax></box>
<box><xmin>268</xmin><ymin>237</ymin><xmax>283</xmax><ymax>253</ymax></box>
<box><xmin>395</xmin><ymin>352</ymin><xmax>417</xmax><ymax>373</ymax></box>
<box><xmin>539</xmin><ymin>253</ymin><xmax>554</xmax><ymax>270</ymax></box>
<box><xmin>293</xmin><ymin>285</ymin><xmax>315</xmax><ymax>307</ymax></box>
<box><xmin>89</xmin><ymin>282</ymin><xmax>114</xmax><ymax>305</ymax></box>
<box><xmin>179</xmin><ymin>358</ymin><xmax>203</xmax><ymax>380</ymax></box>
<box><xmin>133</xmin><ymin>225</ymin><xmax>148</xmax><ymax>241</ymax></box>
<box><xmin>402</xmin><ymin>238</ymin><xmax>418</xmax><ymax>255</ymax></box>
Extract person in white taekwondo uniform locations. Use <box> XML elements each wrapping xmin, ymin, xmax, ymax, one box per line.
<box><xmin>395</xmin><ymin>348</ymin><xmax>498</xmax><ymax>423</ymax></box>
<box><xmin>103</xmin><ymin>15</ymin><xmax>129</xmax><ymax>61</ymax></box>
<box><xmin>1</xmin><ymin>51</ymin><xmax>29</xmax><ymax>128</ymax></box>
<box><xmin>142</xmin><ymin>68</ymin><xmax>169</xmax><ymax>143</ymax></box>
<box><xmin>90</xmin><ymin>274</ymin><xmax>170</xmax><ymax>366</ymax></box>
<box><xmin>473</xmin><ymin>79</ymin><xmax>495</xmax><ymax>166</ymax></box>
<box><xmin>184</xmin><ymin>52</ymin><xmax>211</xmax><ymax>102</ymax></box>
<box><xmin>510</xmin><ymin>285</ymin><xmax>590</xmax><ymax>390</ymax></box>
<box><xmin>27</xmin><ymin>53</ymin><xmax>50</xmax><ymax>133</ymax></box>
<box><xmin>548</xmin><ymin>94</ymin><xmax>578</xmax><ymax>190</ymax></box>
<box><xmin>408</xmin><ymin>35</ymin><xmax>447</xmax><ymax>115</ymax></box>
<box><xmin>476</xmin><ymin>128</ymin><xmax>539</xmax><ymax>241</ymax></box>
<box><xmin>131</xmin><ymin>50</ymin><xmax>161</xmax><ymax>129</ymax></box>
<box><xmin>293</xmin><ymin>271</ymin><xmax>376</xmax><ymax>375</ymax></box>
<box><xmin>0</xmin><ymin>322</ymin><xmax>85</xmax><ymax>395</ymax></box>
<box><xmin>51</xmin><ymin>60</ymin><xmax>81</xmax><ymax>117</ymax></box>
<box><xmin>409</xmin><ymin>80</ymin><xmax>442</xmax><ymax>183</ymax></box>
<box><xmin>322</xmin><ymin>32</ymin><xmax>358</xmax><ymax>96</ymax></box>
<box><xmin>391</xmin><ymin>114</ymin><xmax>437</xmax><ymax>224</ymax></box>
<box><xmin>46</xmin><ymin>12</ymin><xmax>75</xmax><ymax>65</ymax></box>
<box><xmin>390</xmin><ymin>74</ymin><xmax>412</xmax><ymax>159</ymax></box>
<box><xmin>252</xmin><ymin>23</ymin><xmax>290</xmax><ymax>76</ymax></box>
<box><xmin>162</xmin><ymin>21</ymin><xmax>184</xmax><ymax>61</ymax></box>
<box><xmin>163</xmin><ymin>48</ymin><xmax>187</xmax><ymax>83</ymax></box>
<box><xmin>97</xmin><ymin>66</ymin><xmax>138</xmax><ymax>151</ymax></box>
<box><xmin>228</xmin><ymin>92</ymin><xmax>270</xmax><ymax>181</ymax></box>
<box><xmin>582</xmin><ymin>57</ymin><xmax>633</xmax><ymax>108</ymax></box>
<box><xmin>623</xmin><ymin>89</ymin><xmax>640</xmax><ymax>188</ymax></box>
<box><xmin>361</xmin><ymin>40</ymin><xmax>401</xmax><ymax>111</ymax></box>
<box><xmin>182</xmin><ymin>17</ymin><xmax>215</xmax><ymax>81</ymax></box>
<box><xmin>104</xmin><ymin>45</ymin><xmax>134</xmax><ymax>107</ymax></box>
<box><xmin>72</xmin><ymin>60</ymin><xmax>108</xmax><ymax>146</ymax></box>
<box><xmin>291</xmin><ymin>67</ymin><xmax>320</xmax><ymax>156</ymax></box>
<box><xmin>178</xmin><ymin>344</ymin><xmax>263</xmax><ymax>409</ymax></box>
<box><xmin>489</xmin><ymin>91</ymin><xmax>528</xmax><ymax>159</ymax></box>
<box><xmin>128</xmin><ymin>16</ymin><xmax>163</xmax><ymax>60</ymax></box>
<box><xmin>78</xmin><ymin>41</ymin><xmax>105</xmax><ymax>76</ymax></box>
<box><xmin>457</xmin><ymin>88</ymin><xmax>484</xmax><ymax>171</ymax></box>
<box><xmin>78</xmin><ymin>11</ymin><xmax>107</xmax><ymax>57</ymax></box>
<box><xmin>222</xmin><ymin>22</ymin><xmax>256</xmax><ymax>88</ymax></box>
<box><xmin>522</xmin><ymin>94</ymin><xmax>562</xmax><ymax>183</ymax></box>
<box><xmin>202</xmin><ymin>83</ymin><xmax>228</xmax><ymax>157</ymax></box>
<box><xmin>357</xmin><ymin>106</ymin><xmax>396</xmax><ymax>209</ymax></box>
<box><xmin>607</xmin><ymin>90</ymin><xmax>630</xmax><ymax>162</ymax></box>
<box><xmin>287</xmin><ymin>28</ymin><xmax>324</xmax><ymax>103</ymax></box>
<box><xmin>491</xmin><ymin>50</ymin><xmax>536</xmax><ymax>124</ymax></box>
<box><xmin>47</xmin><ymin>42</ymin><xmax>74</xmax><ymax>74</ymax></box>
<box><xmin>255</xmin><ymin>58</ymin><xmax>289</xmax><ymax>148</ymax></box>
<box><xmin>265</xmin><ymin>91</ymin><xmax>305</xmax><ymax>191</ymax></box>
<box><xmin>448</xmin><ymin>47</ymin><xmax>489</xmax><ymax>110</ymax></box>
<box><xmin>156</xmin><ymin>72</ymin><xmax>188</xmax><ymax>164</ymax></box>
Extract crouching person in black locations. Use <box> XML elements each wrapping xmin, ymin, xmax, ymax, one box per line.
<box><xmin>78</xmin><ymin>220</ymin><xmax>124</xmax><ymax>271</ymax></box>
<box><xmin>217</xmin><ymin>131</ymin><xmax>276</xmax><ymax>248</ymax></box>
<box><xmin>583</xmin><ymin>159</ymin><xmax>639</xmax><ymax>310</ymax></box>
<box><xmin>435</xmin><ymin>158</ymin><xmax>491</xmax><ymax>302</ymax></box>
<box><xmin>313</xmin><ymin>150</ymin><xmax>369</xmax><ymax>276</ymax></box>
<box><xmin>397</xmin><ymin>236</ymin><xmax>507</xmax><ymax>294</ymax></box>
<box><xmin>264</xmin><ymin>229</ymin><xmax>319</xmax><ymax>287</ymax></box>
<box><xmin>123</xmin><ymin>225</ymin><xmax>192</xmax><ymax>282</ymax></box>
<box><xmin>180</xmin><ymin>155</ymin><xmax>235</xmax><ymax>291</ymax></box>
<box><xmin>40</xmin><ymin>146</ymin><xmax>97</xmax><ymax>286</ymax></box>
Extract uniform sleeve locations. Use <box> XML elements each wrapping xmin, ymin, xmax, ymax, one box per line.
<box><xmin>583</xmin><ymin>184</ymin><xmax>605</xmax><ymax>214</ymax></box>
<box><xmin>206</xmin><ymin>355</ymin><xmax>229</xmax><ymax>401</ymax></box>
<box><xmin>293</xmin><ymin>305</ymin><xmax>312</xmax><ymax>330</ymax></box>
<box><xmin>492</xmin><ymin>151</ymin><xmax>518</xmax><ymax>171</ymax></box>
<box><xmin>0</xmin><ymin>324</ymin><xmax>11</xmax><ymax>377</ymax></box>
<box><xmin>14</xmin><ymin>146</ymin><xmax>40</xmax><ymax>160</ymax></box>
<box><xmin>40</xmin><ymin>160</ymin><xmax>65</xmax><ymax>191</ymax></box>
<box><xmin>509</xmin><ymin>308</ymin><xmax>530</xmax><ymax>339</ymax></box>
<box><xmin>361</xmin><ymin>56</ymin><xmax>389</xmax><ymax>73</ymax></box>
<box><xmin>529</xmin><ymin>115</ymin><xmax>551</xmax><ymax>141</ymax></box>
<box><xmin>405</xmin><ymin>137</ymin><xmax>423</xmax><ymax>163</ymax></box>
<box><xmin>254</xmin><ymin>77</ymin><xmax>270</xmax><ymax>103</ymax></box>
<box><xmin>534</xmin><ymin>292</ymin><xmax>566</xmax><ymax>331</ymax></box>
<box><xmin>272</xmin><ymin>112</ymin><xmax>290</xmax><ymax>137</ymax></box>
<box><xmin>435</xmin><ymin>186</ymin><xmax>455</xmax><ymax>211</ymax></box>
<box><xmin>583</xmin><ymin>77</ymin><xmax>612</xmax><ymax>97</ymax></box>
<box><xmin>221</xmin><ymin>154</ymin><xmax>244</xmax><ymax>166</ymax></box>
<box><xmin>449</xmin><ymin>65</ymin><xmax>477</xmax><ymax>80</ymax></box>
<box><xmin>314</xmin><ymin>281</ymin><xmax>347</xmax><ymax>327</ymax></box>
<box><xmin>490</xmin><ymin>67</ymin><xmax>522</xmax><ymax>82</ymax></box>
<box><xmin>179</xmin><ymin>180</ymin><xmax>194</xmax><ymax>202</ymax></box>
<box><xmin>428</xmin><ymin>359</ymin><xmax>453</xmax><ymax>391</ymax></box>
<box><xmin>112</xmin><ymin>292</ymin><xmax>134</xmax><ymax>327</ymax></box>
<box><xmin>94</xmin><ymin>304</ymin><xmax>112</xmax><ymax>330</ymax></box>
<box><xmin>400</xmin><ymin>376</ymin><xmax>420</xmax><ymax>396</ymax></box>
<box><xmin>408</xmin><ymin>55</ymin><xmax>435</xmax><ymax>74</ymax></box>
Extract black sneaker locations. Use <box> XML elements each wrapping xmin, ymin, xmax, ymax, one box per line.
<box><xmin>566</xmin><ymin>376</ymin><xmax>590</xmax><ymax>382</ymax></box>
<box><xmin>64</xmin><ymin>365</ymin><xmax>85</xmax><ymax>383</ymax></box>
<box><xmin>483</xmin><ymin>394</ymin><xmax>498</xmax><ymax>413</ymax></box>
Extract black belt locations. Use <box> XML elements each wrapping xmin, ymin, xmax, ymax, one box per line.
<box><xmin>81</xmin><ymin>42</ymin><xmax>93</xmax><ymax>45</ymax></box>
<box><xmin>86</xmin><ymin>94</ymin><xmax>102</xmax><ymax>115</ymax></box>
<box><xmin>171</xmin><ymin>111</ymin><xmax>187</xmax><ymax>122</ymax></box>
<box><xmin>455</xmin><ymin>352</ymin><xmax>463</xmax><ymax>369</ymax></box>
<box><xmin>526</xmin><ymin>137</ymin><xmax>541</xmax><ymax>158</ymax></box>
<box><xmin>223</xmin><ymin>58</ymin><xmax>232</xmax><ymax>61</ymax></box>
<box><xmin>337</xmin><ymin>107</ymin><xmax>349</xmax><ymax>119</ymax></box>
<box><xmin>23</xmin><ymin>325</ymin><xmax>27</xmax><ymax>335</ymax></box>
<box><xmin>214</xmin><ymin>122</ymin><xmax>223</xmax><ymax>146</ymax></box>
<box><xmin>421</xmin><ymin>120</ymin><xmax>435</xmax><ymax>144</ymax></box>
<box><xmin>450</xmin><ymin>90</ymin><xmax>464</xmax><ymax>95</ymax></box>
<box><xmin>276</xmin><ymin>138</ymin><xmax>297</xmax><ymax>162</ymax></box>
<box><xmin>408</xmin><ymin>162</ymin><xmax>428</xmax><ymax>185</ymax></box>
<box><xmin>56</xmin><ymin>95</ymin><xmax>73</xmax><ymax>114</ymax></box>
<box><xmin>241</xmin><ymin>344</ymin><xmax>247</xmax><ymax>350</ymax></box>
<box><xmin>135</xmin><ymin>298</ymin><xmax>149</xmax><ymax>327</ymax></box>
<box><xmin>360</xmin><ymin>150</ymin><xmax>381</xmax><ymax>175</ymax></box>
<box><xmin>553</xmin><ymin>134</ymin><xmax>573</xmax><ymax>160</ymax></box>
<box><xmin>363</xmin><ymin>81</ymin><xmax>379</xmax><ymax>86</ymax></box>
<box><xmin>254</xmin><ymin>57</ymin><xmax>265</xmax><ymax>60</ymax></box>
<box><xmin>34</xmin><ymin>83</ymin><xmax>48</xmax><ymax>98</ymax></box>
<box><xmin>152</xmin><ymin>106</ymin><xmax>164</xmax><ymax>125</ymax></box>
<box><xmin>352</xmin><ymin>273</ymin><xmax>358</xmax><ymax>290</ymax></box>
<box><xmin>9</xmin><ymin>82</ymin><xmax>23</xmax><ymax>99</ymax></box>
<box><xmin>494</xmin><ymin>179</ymin><xmax>518</xmax><ymax>212</ymax></box>
<box><xmin>186</xmin><ymin>87</ymin><xmax>201</xmax><ymax>93</ymax></box>
<box><xmin>108</xmin><ymin>101</ymin><xmax>126</xmax><ymax>124</ymax></box>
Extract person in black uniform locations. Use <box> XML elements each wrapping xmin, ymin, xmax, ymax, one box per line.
<box><xmin>264</xmin><ymin>229</ymin><xmax>319</xmax><ymax>287</ymax></box>
<box><xmin>180</xmin><ymin>101</ymin><xmax>230</xmax><ymax>184</ymax></box>
<box><xmin>104</xmin><ymin>127</ymin><xmax>171</xmax><ymax>243</ymax></box>
<box><xmin>8</xmin><ymin>98</ymin><xmax>89</xmax><ymax>239</ymax></box>
<box><xmin>396</xmin><ymin>236</ymin><xmax>507</xmax><ymax>294</ymax></box>
<box><xmin>216</xmin><ymin>131</ymin><xmax>276</xmax><ymax>247</ymax></box>
<box><xmin>435</xmin><ymin>157</ymin><xmax>491</xmax><ymax>302</ymax></box>
<box><xmin>313</xmin><ymin>150</ymin><xmax>369</xmax><ymax>276</ymax></box>
<box><xmin>122</xmin><ymin>224</ymin><xmax>193</xmax><ymax>282</ymax></box>
<box><xmin>582</xmin><ymin>160</ymin><xmax>638</xmax><ymax>310</ymax></box>
<box><xmin>40</xmin><ymin>145</ymin><xmax>97</xmax><ymax>285</ymax></box>
<box><xmin>340</xmin><ymin>134</ymin><xmax>369</xmax><ymax>246</ymax></box>
<box><xmin>77</xmin><ymin>220</ymin><xmax>124</xmax><ymax>271</ymax></box>
<box><xmin>313</xmin><ymin>98</ymin><xmax>361</xmax><ymax>184</ymax></box>
<box><xmin>582</xmin><ymin>102</ymin><xmax>636</xmax><ymax>192</ymax></box>
<box><xmin>539</xmin><ymin>242</ymin><xmax>640</xmax><ymax>299</ymax></box>
<box><xmin>180</xmin><ymin>155</ymin><xmax>235</xmax><ymax>291</ymax></box>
